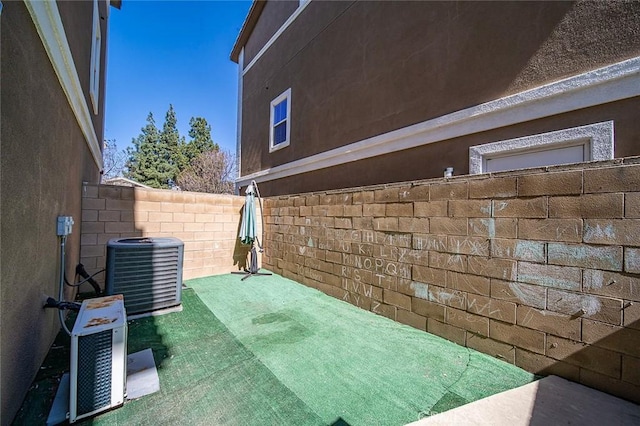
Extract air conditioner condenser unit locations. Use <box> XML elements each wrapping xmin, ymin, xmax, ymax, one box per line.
<box><xmin>70</xmin><ymin>294</ymin><xmax>127</xmax><ymax>423</ymax></box>
<box><xmin>106</xmin><ymin>237</ymin><xmax>184</xmax><ymax>316</ymax></box>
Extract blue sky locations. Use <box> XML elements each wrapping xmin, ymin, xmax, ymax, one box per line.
<box><xmin>105</xmin><ymin>0</ymin><xmax>252</xmax><ymax>155</ymax></box>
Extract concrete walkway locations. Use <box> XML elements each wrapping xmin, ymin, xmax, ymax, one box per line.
<box><xmin>407</xmin><ymin>375</ymin><xmax>640</xmax><ymax>426</ymax></box>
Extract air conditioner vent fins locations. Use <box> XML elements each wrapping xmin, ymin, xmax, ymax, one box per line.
<box><xmin>106</xmin><ymin>237</ymin><xmax>184</xmax><ymax>316</ymax></box>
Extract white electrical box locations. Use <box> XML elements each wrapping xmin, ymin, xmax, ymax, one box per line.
<box><xmin>70</xmin><ymin>295</ymin><xmax>127</xmax><ymax>423</ymax></box>
<box><xmin>57</xmin><ymin>216</ymin><xmax>74</xmax><ymax>236</ymax></box>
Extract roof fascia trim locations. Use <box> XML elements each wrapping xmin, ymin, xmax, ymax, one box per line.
<box><xmin>240</xmin><ymin>0</ymin><xmax>311</xmax><ymax>75</ymax></box>
<box><xmin>230</xmin><ymin>0</ymin><xmax>266</xmax><ymax>64</ymax></box>
<box><xmin>25</xmin><ymin>0</ymin><xmax>104</xmax><ymax>170</ymax></box>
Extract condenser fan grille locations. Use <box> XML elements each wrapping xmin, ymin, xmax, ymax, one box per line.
<box><xmin>106</xmin><ymin>238</ymin><xmax>184</xmax><ymax>315</ymax></box>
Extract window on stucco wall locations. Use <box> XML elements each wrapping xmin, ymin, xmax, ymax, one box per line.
<box><xmin>269</xmin><ymin>88</ymin><xmax>291</xmax><ymax>152</ymax></box>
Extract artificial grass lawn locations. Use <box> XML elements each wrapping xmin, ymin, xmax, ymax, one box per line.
<box><xmin>186</xmin><ymin>272</ymin><xmax>535</xmax><ymax>425</ymax></box>
<box><xmin>14</xmin><ymin>271</ymin><xmax>535</xmax><ymax>425</ymax></box>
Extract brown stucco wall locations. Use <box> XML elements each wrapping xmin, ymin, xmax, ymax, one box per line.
<box><xmin>0</xmin><ymin>2</ymin><xmax>105</xmax><ymax>423</ymax></box>
<box><xmin>240</xmin><ymin>1</ymin><xmax>640</xmax><ymax>184</ymax></box>
<box><xmin>262</xmin><ymin>158</ymin><xmax>640</xmax><ymax>403</ymax></box>
<box><xmin>243</xmin><ymin>0</ymin><xmax>298</xmax><ymax>65</ymax></box>
<box><xmin>255</xmin><ymin>96</ymin><xmax>640</xmax><ymax>196</ymax></box>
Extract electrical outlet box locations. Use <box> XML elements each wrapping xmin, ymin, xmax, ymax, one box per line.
<box><xmin>57</xmin><ymin>216</ymin><xmax>74</xmax><ymax>236</ymax></box>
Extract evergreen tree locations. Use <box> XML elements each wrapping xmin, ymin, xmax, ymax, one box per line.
<box><xmin>123</xmin><ymin>107</ymin><xmax>226</xmax><ymax>191</ymax></box>
<box><xmin>124</xmin><ymin>112</ymin><xmax>174</xmax><ymax>188</ymax></box>
<box><xmin>184</xmin><ymin>117</ymin><xmax>218</xmax><ymax>164</ymax></box>
<box><xmin>161</xmin><ymin>104</ymin><xmax>187</xmax><ymax>179</ymax></box>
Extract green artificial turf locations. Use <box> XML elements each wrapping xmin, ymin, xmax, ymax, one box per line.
<box><xmin>14</xmin><ymin>271</ymin><xmax>536</xmax><ymax>426</ymax></box>
<box><xmin>187</xmin><ymin>272</ymin><xmax>536</xmax><ymax>425</ymax></box>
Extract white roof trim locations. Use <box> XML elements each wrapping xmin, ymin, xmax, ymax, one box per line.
<box><xmin>25</xmin><ymin>0</ymin><xmax>104</xmax><ymax>170</ymax></box>
<box><xmin>235</xmin><ymin>48</ymin><xmax>244</xmax><ymax>194</ymax></box>
<box><xmin>237</xmin><ymin>56</ymin><xmax>640</xmax><ymax>188</ymax></box>
<box><xmin>242</xmin><ymin>0</ymin><xmax>312</xmax><ymax>76</ymax></box>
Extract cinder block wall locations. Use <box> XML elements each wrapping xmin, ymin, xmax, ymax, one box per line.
<box><xmin>262</xmin><ymin>158</ymin><xmax>640</xmax><ymax>403</ymax></box>
<box><xmin>80</xmin><ymin>184</ymin><xmax>250</xmax><ymax>287</ymax></box>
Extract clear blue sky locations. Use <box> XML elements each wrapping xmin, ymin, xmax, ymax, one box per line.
<box><xmin>105</xmin><ymin>0</ymin><xmax>252</xmax><ymax>155</ymax></box>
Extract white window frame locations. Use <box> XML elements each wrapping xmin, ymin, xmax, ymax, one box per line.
<box><xmin>89</xmin><ymin>0</ymin><xmax>101</xmax><ymax>115</ymax></box>
<box><xmin>469</xmin><ymin>121</ymin><xmax>614</xmax><ymax>174</ymax></box>
<box><xmin>269</xmin><ymin>88</ymin><xmax>291</xmax><ymax>152</ymax></box>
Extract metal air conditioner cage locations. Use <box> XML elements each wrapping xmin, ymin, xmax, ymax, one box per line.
<box><xmin>106</xmin><ymin>237</ymin><xmax>184</xmax><ymax>316</ymax></box>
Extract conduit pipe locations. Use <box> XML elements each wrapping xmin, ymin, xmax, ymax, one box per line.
<box><xmin>58</xmin><ymin>235</ymin><xmax>72</xmax><ymax>336</ymax></box>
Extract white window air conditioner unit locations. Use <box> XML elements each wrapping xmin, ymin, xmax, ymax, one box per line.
<box><xmin>105</xmin><ymin>237</ymin><xmax>184</xmax><ymax>316</ymax></box>
<box><xmin>70</xmin><ymin>294</ymin><xmax>127</xmax><ymax>423</ymax></box>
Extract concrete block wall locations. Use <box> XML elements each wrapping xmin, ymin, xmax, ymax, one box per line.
<box><xmin>262</xmin><ymin>158</ymin><xmax>640</xmax><ymax>403</ymax></box>
<box><xmin>80</xmin><ymin>184</ymin><xmax>250</xmax><ymax>287</ymax></box>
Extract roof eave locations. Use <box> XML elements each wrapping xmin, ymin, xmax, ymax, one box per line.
<box><xmin>230</xmin><ymin>0</ymin><xmax>266</xmax><ymax>64</ymax></box>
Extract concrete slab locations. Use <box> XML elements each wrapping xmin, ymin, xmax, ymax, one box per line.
<box><xmin>46</xmin><ymin>373</ymin><xmax>69</xmax><ymax>426</ymax></box>
<box><xmin>45</xmin><ymin>349</ymin><xmax>159</xmax><ymax>425</ymax></box>
<box><xmin>406</xmin><ymin>375</ymin><xmax>640</xmax><ymax>426</ymax></box>
<box><xmin>126</xmin><ymin>348</ymin><xmax>159</xmax><ymax>400</ymax></box>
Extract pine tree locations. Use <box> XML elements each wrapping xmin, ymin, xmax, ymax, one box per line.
<box><xmin>162</xmin><ymin>104</ymin><xmax>187</xmax><ymax>180</ymax></box>
<box><xmin>123</xmin><ymin>107</ymin><xmax>227</xmax><ymax>191</ymax></box>
<box><xmin>184</xmin><ymin>117</ymin><xmax>218</xmax><ymax>164</ymax></box>
<box><xmin>124</xmin><ymin>112</ymin><xmax>174</xmax><ymax>188</ymax></box>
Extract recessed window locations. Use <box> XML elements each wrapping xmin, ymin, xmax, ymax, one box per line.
<box><xmin>89</xmin><ymin>0</ymin><xmax>101</xmax><ymax>115</ymax></box>
<box><xmin>469</xmin><ymin>121</ymin><xmax>614</xmax><ymax>174</ymax></box>
<box><xmin>269</xmin><ymin>88</ymin><xmax>291</xmax><ymax>152</ymax></box>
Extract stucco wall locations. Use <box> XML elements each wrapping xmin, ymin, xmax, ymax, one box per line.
<box><xmin>79</xmin><ymin>185</ymin><xmax>252</xmax><ymax>290</ymax></box>
<box><xmin>253</xmin><ymin>96</ymin><xmax>640</xmax><ymax>196</ymax></box>
<box><xmin>0</xmin><ymin>2</ymin><xmax>105</xmax><ymax>423</ymax></box>
<box><xmin>262</xmin><ymin>158</ymin><xmax>640</xmax><ymax>403</ymax></box>
<box><xmin>243</xmin><ymin>0</ymin><xmax>298</xmax><ymax>65</ymax></box>
<box><xmin>240</xmin><ymin>1</ymin><xmax>640</xmax><ymax>192</ymax></box>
